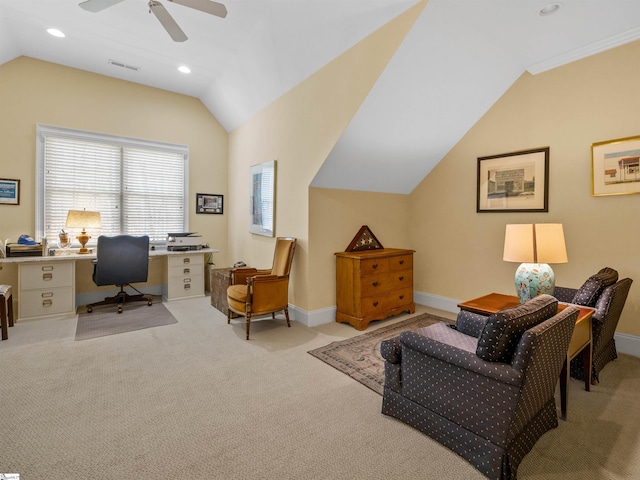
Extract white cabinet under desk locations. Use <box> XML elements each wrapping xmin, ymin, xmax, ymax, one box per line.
<box><xmin>163</xmin><ymin>252</ymin><xmax>205</xmax><ymax>301</ymax></box>
<box><xmin>19</xmin><ymin>260</ymin><xmax>75</xmax><ymax>320</ymax></box>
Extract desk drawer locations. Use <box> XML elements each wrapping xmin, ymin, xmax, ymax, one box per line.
<box><xmin>20</xmin><ymin>287</ymin><xmax>74</xmax><ymax>318</ymax></box>
<box><xmin>20</xmin><ymin>262</ymin><xmax>73</xmax><ymax>290</ymax></box>
<box><xmin>167</xmin><ymin>254</ymin><xmax>204</xmax><ymax>268</ymax></box>
<box><xmin>167</xmin><ymin>274</ymin><xmax>204</xmax><ymax>299</ymax></box>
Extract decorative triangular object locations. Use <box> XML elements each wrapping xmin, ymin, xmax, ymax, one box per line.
<box><xmin>345</xmin><ymin>225</ymin><xmax>384</xmax><ymax>252</ymax></box>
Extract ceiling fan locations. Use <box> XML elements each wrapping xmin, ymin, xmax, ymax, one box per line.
<box><xmin>79</xmin><ymin>0</ymin><xmax>228</xmax><ymax>42</ymax></box>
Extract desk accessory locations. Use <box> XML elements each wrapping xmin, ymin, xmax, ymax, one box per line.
<box><xmin>66</xmin><ymin>209</ymin><xmax>102</xmax><ymax>254</ymax></box>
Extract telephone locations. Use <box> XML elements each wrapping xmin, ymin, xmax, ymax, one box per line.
<box><xmin>233</xmin><ymin>261</ymin><xmax>247</xmax><ymax>268</ymax></box>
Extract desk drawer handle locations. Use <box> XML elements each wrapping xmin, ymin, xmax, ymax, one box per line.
<box><xmin>183</xmin><ymin>258</ymin><xmax>191</xmax><ymax>264</ymax></box>
<box><xmin>184</xmin><ymin>283</ymin><xmax>191</xmax><ymax>290</ymax></box>
<box><xmin>42</xmin><ymin>266</ymin><xmax>54</xmax><ymax>272</ymax></box>
<box><xmin>41</xmin><ymin>292</ymin><xmax>54</xmax><ymax>298</ymax></box>
<box><xmin>42</xmin><ymin>273</ymin><xmax>53</xmax><ymax>281</ymax></box>
<box><xmin>183</xmin><ymin>268</ymin><xmax>190</xmax><ymax>274</ymax></box>
<box><xmin>183</xmin><ymin>278</ymin><xmax>191</xmax><ymax>283</ymax></box>
<box><xmin>372</xmin><ymin>281</ymin><xmax>379</xmax><ymax>287</ymax></box>
<box><xmin>372</xmin><ymin>264</ymin><xmax>378</xmax><ymax>269</ymax></box>
<box><xmin>42</xmin><ymin>299</ymin><xmax>53</xmax><ymax>307</ymax></box>
<box><xmin>399</xmin><ymin>276</ymin><xmax>404</xmax><ymax>281</ymax></box>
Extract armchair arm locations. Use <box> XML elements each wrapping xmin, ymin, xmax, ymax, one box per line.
<box><xmin>230</xmin><ymin>267</ymin><xmax>272</xmax><ymax>286</ymax></box>
<box><xmin>400</xmin><ymin>330</ymin><xmax>523</xmax><ymax>386</ymax></box>
<box><xmin>246</xmin><ymin>275</ymin><xmax>290</xmax><ymax>315</ymax></box>
<box><xmin>380</xmin><ymin>337</ymin><xmax>402</xmax><ymax>364</ymax></box>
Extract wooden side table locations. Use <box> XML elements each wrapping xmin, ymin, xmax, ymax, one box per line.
<box><xmin>458</xmin><ymin>293</ymin><xmax>594</xmax><ymax>420</ymax></box>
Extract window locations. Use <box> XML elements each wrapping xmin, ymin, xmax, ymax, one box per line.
<box><xmin>36</xmin><ymin>125</ymin><xmax>188</xmax><ymax>245</ymax></box>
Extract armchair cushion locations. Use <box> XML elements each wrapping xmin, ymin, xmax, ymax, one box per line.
<box><xmin>476</xmin><ymin>294</ymin><xmax>558</xmax><ymax>363</ymax></box>
<box><xmin>571</xmin><ymin>267</ymin><xmax>618</xmax><ymax>307</ymax></box>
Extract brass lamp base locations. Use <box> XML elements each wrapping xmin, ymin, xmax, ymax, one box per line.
<box><xmin>77</xmin><ymin>229</ymin><xmax>91</xmax><ymax>254</ymax></box>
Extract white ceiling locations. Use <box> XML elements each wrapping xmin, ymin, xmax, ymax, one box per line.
<box><xmin>3</xmin><ymin>0</ymin><xmax>640</xmax><ymax>194</ymax></box>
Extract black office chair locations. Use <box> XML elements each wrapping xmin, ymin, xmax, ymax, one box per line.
<box><xmin>86</xmin><ymin>235</ymin><xmax>153</xmax><ymax>314</ymax></box>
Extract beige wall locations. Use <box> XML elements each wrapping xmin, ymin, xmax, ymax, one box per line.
<box><xmin>226</xmin><ymin>1</ymin><xmax>425</xmax><ymax>313</ymax></box>
<box><xmin>0</xmin><ymin>57</ymin><xmax>228</xmax><ymax>296</ymax></box>
<box><xmin>409</xmin><ymin>39</ymin><xmax>640</xmax><ymax>336</ymax></box>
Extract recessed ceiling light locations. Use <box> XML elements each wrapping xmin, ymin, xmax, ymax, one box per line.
<box><xmin>178</xmin><ymin>66</ymin><xmax>191</xmax><ymax>74</ymax></box>
<box><xmin>47</xmin><ymin>28</ymin><xmax>66</xmax><ymax>38</ymax></box>
<box><xmin>539</xmin><ymin>2</ymin><xmax>562</xmax><ymax>17</ymax></box>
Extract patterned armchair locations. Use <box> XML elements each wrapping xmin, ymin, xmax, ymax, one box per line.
<box><xmin>381</xmin><ymin>295</ymin><xmax>578</xmax><ymax>480</ymax></box>
<box><xmin>553</xmin><ymin>267</ymin><xmax>632</xmax><ymax>383</ymax></box>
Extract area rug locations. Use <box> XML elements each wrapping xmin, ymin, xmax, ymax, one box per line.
<box><xmin>308</xmin><ymin>313</ymin><xmax>448</xmax><ymax>395</ymax></box>
<box><xmin>75</xmin><ymin>301</ymin><xmax>178</xmax><ymax>341</ymax></box>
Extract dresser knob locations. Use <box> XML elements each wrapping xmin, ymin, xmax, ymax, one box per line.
<box><xmin>399</xmin><ymin>295</ymin><xmax>405</xmax><ymax>300</ymax></box>
<box><xmin>372</xmin><ymin>281</ymin><xmax>379</xmax><ymax>287</ymax></box>
<box><xmin>372</xmin><ymin>264</ymin><xmax>378</xmax><ymax>269</ymax></box>
<box><xmin>399</xmin><ymin>276</ymin><xmax>404</xmax><ymax>281</ymax></box>
<box><xmin>399</xmin><ymin>260</ymin><xmax>405</xmax><ymax>265</ymax></box>
<box><xmin>373</xmin><ymin>301</ymin><xmax>379</xmax><ymax>307</ymax></box>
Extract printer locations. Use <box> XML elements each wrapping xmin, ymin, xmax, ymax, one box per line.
<box><xmin>166</xmin><ymin>232</ymin><xmax>203</xmax><ymax>251</ymax></box>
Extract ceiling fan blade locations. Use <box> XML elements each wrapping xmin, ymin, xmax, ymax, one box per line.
<box><xmin>149</xmin><ymin>1</ymin><xmax>188</xmax><ymax>42</ymax></box>
<box><xmin>79</xmin><ymin>0</ymin><xmax>127</xmax><ymax>13</ymax></box>
<box><xmin>168</xmin><ymin>0</ymin><xmax>227</xmax><ymax>18</ymax></box>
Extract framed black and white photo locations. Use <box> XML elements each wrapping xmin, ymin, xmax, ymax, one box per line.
<box><xmin>0</xmin><ymin>178</ymin><xmax>20</xmax><ymax>205</ymax></box>
<box><xmin>196</xmin><ymin>193</ymin><xmax>223</xmax><ymax>214</ymax></box>
<box><xmin>477</xmin><ymin>147</ymin><xmax>549</xmax><ymax>213</ymax></box>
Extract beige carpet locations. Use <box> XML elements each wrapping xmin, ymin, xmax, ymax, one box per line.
<box><xmin>1</xmin><ymin>298</ymin><xmax>640</xmax><ymax>479</ymax></box>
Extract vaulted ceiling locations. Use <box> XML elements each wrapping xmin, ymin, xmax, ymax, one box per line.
<box><xmin>3</xmin><ymin>0</ymin><xmax>640</xmax><ymax>193</ymax></box>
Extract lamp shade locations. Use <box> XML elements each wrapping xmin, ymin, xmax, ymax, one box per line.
<box><xmin>65</xmin><ymin>209</ymin><xmax>102</xmax><ymax>229</ymax></box>
<box><xmin>503</xmin><ymin>223</ymin><xmax>567</xmax><ymax>264</ymax></box>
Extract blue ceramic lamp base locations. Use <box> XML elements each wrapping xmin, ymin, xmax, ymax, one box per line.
<box><xmin>515</xmin><ymin>263</ymin><xmax>556</xmax><ymax>303</ymax></box>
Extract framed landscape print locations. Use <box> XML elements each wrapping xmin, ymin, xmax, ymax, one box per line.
<box><xmin>0</xmin><ymin>178</ymin><xmax>20</xmax><ymax>205</ymax></box>
<box><xmin>477</xmin><ymin>147</ymin><xmax>549</xmax><ymax>213</ymax></box>
<box><xmin>592</xmin><ymin>134</ymin><xmax>640</xmax><ymax>196</ymax></box>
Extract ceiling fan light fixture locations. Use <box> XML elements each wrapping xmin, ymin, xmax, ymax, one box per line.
<box><xmin>538</xmin><ymin>2</ymin><xmax>562</xmax><ymax>17</ymax></box>
<box><xmin>47</xmin><ymin>28</ymin><xmax>66</xmax><ymax>38</ymax></box>
<box><xmin>178</xmin><ymin>65</ymin><xmax>191</xmax><ymax>74</ymax></box>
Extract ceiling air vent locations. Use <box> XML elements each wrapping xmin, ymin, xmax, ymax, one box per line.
<box><xmin>108</xmin><ymin>59</ymin><xmax>140</xmax><ymax>72</ymax></box>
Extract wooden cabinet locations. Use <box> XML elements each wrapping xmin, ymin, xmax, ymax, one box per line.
<box><xmin>19</xmin><ymin>261</ymin><xmax>75</xmax><ymax>320</ymax></box>
<box><xmin>210</xmin><ymin>267</ymin><xmax>231</xmax><ymax>314</ymax></box>
<box><xmin>335</xmin><ymin>248</ymin><xmax>415</xmax><ymax>330</ymax></box>
<box><xmin>163</xmin><ymin>253</ymin><xmax>205</xmax><ymax>301</ymax></box>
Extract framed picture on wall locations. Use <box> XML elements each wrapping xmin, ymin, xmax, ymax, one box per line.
<box><xmin>592</xmin><ymin>134</ymin><xmax>640</xmax><ymax>196</ymax></box>
<box><xmin>0</xmin><ymin>178</ymin><xmax>20</xmax><ymax>205</ymax></box>
<box><xmin>477</xmin><ymin>147</ymin><xmax>549</xmax><ymax>213</ymax></box>
<box><xmin>196</xmin><ymin>193</ymin><xmax>223</xmax><ymax>214</ymax></box>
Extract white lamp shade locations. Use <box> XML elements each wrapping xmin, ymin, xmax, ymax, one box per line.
<box><xmin>503</xmin><ymin>223</ymin><xmax>568</xmax><ymax>264</ymax></box>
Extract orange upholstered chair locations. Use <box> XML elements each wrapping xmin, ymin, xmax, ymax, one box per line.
<box><xmin>226</xmin><ymin>237</ymin><xmax>296</xmax><ymax>340</ymax></box>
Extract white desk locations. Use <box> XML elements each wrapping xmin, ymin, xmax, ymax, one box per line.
<box><xmin>0</xmin><ymin>247</ymin><xmax>218</xmax><ymax>321</ymax></box>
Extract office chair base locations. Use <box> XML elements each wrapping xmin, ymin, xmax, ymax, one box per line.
<box><xmin>86</xmin><ymin>288</ymin><xmax>153</xmax><ymax>314</ymax></box>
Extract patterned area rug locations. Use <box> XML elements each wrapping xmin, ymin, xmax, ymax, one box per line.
<box><xmin>308</xmin><ymin>313</ymin><xmax>448</xmax><ymax>395</ymax></box>
<box><xmin>75</xmin><ymin>301</ymin><xmax>178</xmax><ymax>341</ymax></box>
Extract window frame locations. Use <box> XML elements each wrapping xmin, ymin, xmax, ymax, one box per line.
<box><xmin>35</xmin><ymin>124</ymin><xmax>189</xmax><ymax>246</ymax></box>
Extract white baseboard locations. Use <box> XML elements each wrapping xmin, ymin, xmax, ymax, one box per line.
<box><xmin>613</xmin><ymin>332</ymin><xmax>640</xmax><ymax>358</ymax></box>
<box><xmin>289</xmin><ymin>304</ymin><xmax>336</xmax><ymax>328</ymax></box>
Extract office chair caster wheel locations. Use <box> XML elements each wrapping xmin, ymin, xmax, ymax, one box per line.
<box><xmin>117</xmin><ymin>305</ymin><xmax>123</xmax><ymax>314</ymax></box>
<box><xmin>87</xmin><ymin>307</ymin><xmax>93</xmax><ymax>313</ymax></box>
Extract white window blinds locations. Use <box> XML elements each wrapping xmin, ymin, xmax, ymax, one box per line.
<box><xmin>36</xmin><ymin>125</ymin><xmax>188</xmax><ymax>245</ymax></box>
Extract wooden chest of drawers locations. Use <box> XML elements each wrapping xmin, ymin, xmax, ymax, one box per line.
<box><xmin>335</xmin><ymin>248</ymin><xmax>415</xmax><ymax>330</ymax></box>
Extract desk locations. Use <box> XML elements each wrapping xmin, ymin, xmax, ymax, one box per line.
<box><xmin>0</xmin><ymin>248</ymin><xmax>218</xmax><ymax>321</ymax></box>
<box><xmin>458</xmin><ymin>293</ymin><xmax>594</xmax><ymax>420</ymax></box>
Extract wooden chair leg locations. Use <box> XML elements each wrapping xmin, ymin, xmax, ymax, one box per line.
<box><xmin>246</xmin><ymin>314</ymin><xmax>251</xmax><ymax>340</ymax></box>
<box><xmin>227</xmin><ymin>309</ymin><xmax>231</xmax><ymax>324</ymax></box>
<box><xmin>284</xmin><ymin>307</ymin><xmax>291</xmax><ymax>328</ymax></box>
<box><xmin>8</xmin><ymin>295</ymin><xmax>14</xmax><ymax>328</ymax></box>
<box><xmin>0</xmin><ymin>296</ymin><xmax>7</xmax><ymax>341</ymax></box>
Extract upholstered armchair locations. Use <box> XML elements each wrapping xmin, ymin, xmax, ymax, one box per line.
<box><xmin>227</xmin><ymin>237</ymin><xmax>296</xmax><ymax>340</ymax></box>
<box><xmin>553</xmin><ymin>267</ymin><xmax>632</xmax><ymax>383</ymax></box>
<box><xmin>381</xmin><ymin>295</ymin><xmax>578</xmax><ymax>480</ymax></box>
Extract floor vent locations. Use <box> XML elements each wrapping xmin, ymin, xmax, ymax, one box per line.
<box><xmin>108</xmin><ymin>59</ymin><xmax>140</xmax><ymax>71</ymax></box>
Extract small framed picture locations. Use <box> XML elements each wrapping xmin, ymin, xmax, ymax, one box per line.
<box><xmin>196</xmin><ymin>193</ymin><xmax>223</xmax><ymax>214</ymax></box>
<box><xmin>591</xmin><ymin>134</ymin><xmax>640</xmax><ymax>196</ymax></box>
<box><xmin>477</xmin><ymin>147</ymin><xmax>549</xmax><ymax>213</ymax></box>
<box><xmin>0</xmin><ymin>178</ymin><xmax>20</xmax><ymax>205</ymax></box>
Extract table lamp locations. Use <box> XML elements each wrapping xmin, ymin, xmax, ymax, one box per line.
<box><xmin>503</xmin><ymin>223</ymin><xmax>568</xmax><ymax>303</ymax></box>
<box><xmin>65</xmin><ymin>209</ymin><xmax>102</xmax><ymax>254</ymax></box>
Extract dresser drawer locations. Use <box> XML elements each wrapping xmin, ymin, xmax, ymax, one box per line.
<box><xmin>360</xmin><ymin>271</ymin><xmax>414</xmax><ymax>297</ymax></box>
<box><xmin>389</xmin><ymin>254</ymin><xmax>413</xmax><ymax>272</ymax></box>
<box><xmin>20</xmin><ymin>262</ymin><xmax>74</xmax><ymax>290</ymax></box>
<box><xmin>20</xmin><ymin>287</ymin><xmax>74</xmax><ymax>318</ymax></box>
<box><xmin>360</xmin><ymin>288</ymin><xmax>413</xmax><ymax>317</ymax></box>
<box><xmin>167</xmin><ymin>254</ymin><xmax>204</xmax><ymax>268</ymax></box>
<box><xmin>360</xmin><ymin>257</ymin><xmax>389</xmax><ymax>276</ymax></box>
